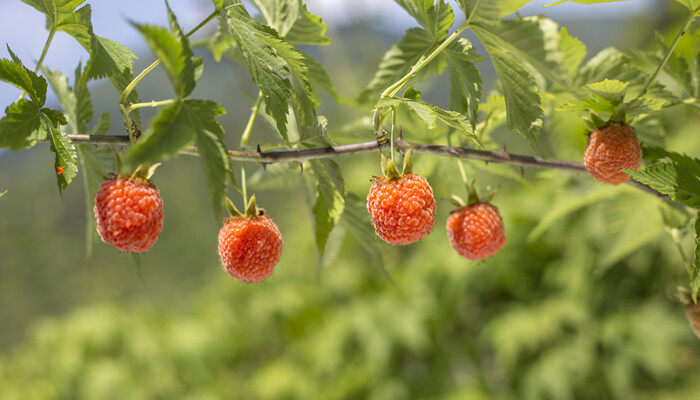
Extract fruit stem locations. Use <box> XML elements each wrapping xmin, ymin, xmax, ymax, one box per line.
<box><xmin>390</xmin><ymin>107</ymin><xmax>396</xmax><ymax>162</ymax></box>
<box><xmin>241</xmin><ymin>167</ymin><xmax>248</xmax><ymax>207</ymax></box>
<box><xmin>635</xmin><ymin>9</ymin><xmax>698</xmax><ymax>101</ymax></box>
<box><xmin>119</xmin><ymin>10</ymin><xmax>218</xmax><ymax>105</ymax></box>
<box><xmin>17</xmin><ymin>28</ymin><xmax>55</xmax><ymax>101</ymax></box>
<box><xmin>372</xmin><ymin>20</ymin><xmax>470</xmax><ymax>132</ymax></box>
<box><xmin>240</xmin><ymin>91</ymin><xmax>263</xmax><ymax>147</ymax></box>
<box><xmin>125</xmin><ymin>99</ymin><xmax>177</xmax><ymax>113</ymax></box>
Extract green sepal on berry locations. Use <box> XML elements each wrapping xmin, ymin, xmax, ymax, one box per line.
<box><xmin>450</xmin><ymin>182</ymin><xmax>496</xmax><ymax>209</ymax></box>
<box><xmin>380</xmin><ymin>148</ymin><xmax>414</xmax><ymax>180</ymax></box>
<box><xmin>114</xmin><ymin>151</ymin><xmax>161</xmax><ymax>181</ymax></box>
<box><xmin>380</xmin><ymin>153</ymin><xmax>401</xmax><ymax>180</ymax></box>
<box><xmin>225</xmin><ymin>194</ymin><xmax>262</xmax><ymax>219</ymax></box>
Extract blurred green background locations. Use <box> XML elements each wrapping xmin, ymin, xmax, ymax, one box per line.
<box><xmin>1</xmin><ymin>1</ymin><xmax>700</xmax><ymax>399</ymax></box>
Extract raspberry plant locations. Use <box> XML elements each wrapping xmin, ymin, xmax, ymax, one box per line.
<box><xmin>0</xmin><ymin>1</ymin><xmax>698</xmax><ymax>300</ymax></box>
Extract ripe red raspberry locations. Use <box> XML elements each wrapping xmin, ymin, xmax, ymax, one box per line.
<box><xmin>584</xmin><ymin>122</ymin><xmax>642</xmax><ymax>185</ymax></box>
<box><xmin>366</xmin><ymin>173</ymin><xmax>436</xmax><ymax>245</ymax></box>
<box><xmin>218</xmin><ymin>215</ymin><xmax>283</xmax><ymax>283</ymax></box>
<box><xmin>94</xmin><ymin>175</ymin><xmax>164</xmax><ymax>252</ymax></box>
<box><xmin>447</xmin><ymin>203</ymin><xmax>506</xmax><ymax>260</ymax></box>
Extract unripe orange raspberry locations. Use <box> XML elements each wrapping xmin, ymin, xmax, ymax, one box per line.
<box><xmin>447</xmin><ymin>203</ymin><xmax>506</xmax><ymax>260</ymax></box>
<box><xmin>366</xmin><ymin>173</ymin><xmax>436</xmax><ymax>245</ymax></box>
<box><xmin>583</xmin><ymin>122</ymin><xmax>642</xmax><ymax>185</ymax></box>
<box><xmin>94</xmin><ymin>176</ymin><xmax>164</xmax><ymax>252</ymax></box>
<box><xmin>218</xmin><ymin>215</ymin><xmax>283</xmax><ymax>283</ymax></box>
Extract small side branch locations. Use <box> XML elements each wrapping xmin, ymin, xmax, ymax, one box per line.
<box><xmin>62</xmin><ymin>133</ymin><xmax>671</xmax><ymax>202</ymax></box>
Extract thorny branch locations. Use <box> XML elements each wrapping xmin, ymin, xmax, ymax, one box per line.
<box><xmin>61</xmin><ymin>133</ymin><xmax>671</xmax><ymax>202</ymax></box>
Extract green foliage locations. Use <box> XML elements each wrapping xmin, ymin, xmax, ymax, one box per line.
<box><xmin>127</xmin><ymin>99</ymin><xmax>231</xmax><ymax>214</ymax></box>
<box><xmin>446</xmin><ymin>39</ymin><xmax>484</xmax><ymax>128</ymax></box>
<box><xmin>47</xmin><ymin>124</ymin><xmax>78</xmax><ymax>195</ymax></box>
<box><xmin>0</xmin><ymin>52</ymin><xmax>46</xmax><ymax>105</ymax></box>
<box><xmin>545</xmin><ymin>0</ymin><xmax>630</xmax><ymax>6</ymax></box>
<box><xmin>217</xmin><ymin>0</ymin><xmax>299</xmax><ymax>141</ymax></box>
<box><xmin>132</xmin><ymin>4</ymin><xmax>197</xmax><ymax>98</ymax></box>
<box><xmin>21</xmin><ymin>1</ymin><xmax>135</xmax><ymax>79</ymax></box>
<box><xmin>358</xmin><ymin>27</ymin><xmax>440</xmax><ymax>104</ymax></box>
<box><xmin>394</xmin><ymin>0</ymin><xmax>454</xmax><ymax>41</ymax></box>
<box><xmin>378</xmin><ymin>89</ymin><xmax>477</xmax><ymax>143</ymax></box>
<box><xmin>1</xmin><ymin>1</ymin><xmax>700</xmax><ymax>397</ymax></box>
<box><xmin>625</xmin><ymin>148</ymin><xmax>700</xmax><ymax>209</ymax></box>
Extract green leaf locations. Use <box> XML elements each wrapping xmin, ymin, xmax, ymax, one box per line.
<box><xmin>127</xmin><ymin>99</ymin><xmax>230</xmax><ymax>215</ymax></box>
<box><xmin>58</xmin><ymin>6</ymin><xmax>135</xmax><ymax>80</ymax></box>
<box><xmin>76</xmin><ymin>132</ymin><xmax>115</xmax><ymax>257</ymax></box>
<box><xmin>445</xmin><ymin>38</ymin><xmax>484</xmax><ymax>128</ymax></box>
<box><xmin>218</xmin><ymin>1</ymin><xmax>294</xmax><ymax>140</ymax></box>
<box><xmin>127</xmin><ymin>101</ymin><xmax>192</xmax><ymax>165</ymax></box>
<box><xmin>301</xmin><ymin>51</ymin><xmax>342</xmax><ymax>103</ymax></box>
<box><xmin>555</xmin><ymin>95</ymin><xmax>618</xmax><ymax>114</ymax></box>
<box><xmin>378</xmin><ymin>94</ymin><xmax>477</xmax><ymax>143</ymax></box>
<box><xmin>261</xmin><ymin>32</ymin><xmax>315</xmax><ymax>140</ymax></box>
<box><xmin>88</xmin><ymin>112</ymin><xmax>110</xmax><ymax>135</ymax></box>
<box><xmin>250</xmin><ymin>0</ymin><xmax>299</xmax><ymax>36</ymax></box>
<box><xmin>0</xmin><ymin>100</ymin><xmax>45</xmax><ymax>149</ymax></box>
<box><xmin>625</xmin><ymin>158</ymin><xmax>700</xmax><ymax>209</ymax></box>
<box><xmin>587</xmin><ymin>79</ymin><xmax>629</xmax><ymax>95</ymax></box>
<box><xmin>558</xmin><ymin>27</ymin><xmax>586</xmax><ymax>81</ymax></box>
<box><xmin>459</xmin><ymin>0</ymin><xmax>530</xmax><ymax>23</ymax></box>
<box><xmin>132</xmin><ymin>4</ymin><xmax>196</xmax><ymax>98</ymax></box>
<box><xmin>23</xmin><ymin>2</ymin><xmax>135</xmax><ymax>80</ymax></box>
<box><xmin>575</xmin><ymin>47</ymin><xmax>659</xmax><ymax>98</ymax></box>
<box><xmin>309</xmin><ymin>159</ymin><xmax>345</xmax><ymax>255</ymax></box>
<box><xmin>47</xmin><ymin>123</ymin><xmax>78</xmax><ymax>195</ymax></box>
<box><xmin>358</xmin><ymin>28</ymin><xmax>444</xmax><ymax>104</ymax></box>
<box><xmin>676</xmin><ymin>0</ymin><xmax>698</xmax><ymax>11</ymax></box>
<box><xmin>472</xmin><ymin>26</ymin><xmax>544</xmax><ymax>153</ymax></box>
<box><xmin>625</xmin><ymin>96</ymin><xmax>667</xmax><ymax>117</ymax></box>
<box><xmin>545</xmin><ymin>0</ymin><xmax>637</xmax><ymax>6</ymax></box>
<box><xmin>477</xmin><ymin>16</ymin><xmax>573</xmax><ymax>91</ymax></box>
<box><xmin>394</xmin><ymin>0</ymin><xmax>455</xmax><ymax>41</ymax></box>
<box><xmin>692</xmin><ymin>214</ymin><xmax>700</xmax><ymax>300</ymax></box>
<box><xmin>73</xmin><ymin>63</ymin><xmax>93</xmax><ymax>133</ymax></box>
<box><xmin>341</xmin><ymin>194</ymin><xmax>388</xmax><ymax>276</ymax></box>
<box><xmin>0</xmin><ymin>55</ymin><xmax>47</xmax><ymax>106</ymax></box>
<box><xmin>186</xmin><ymin>101</ymin><xmax>231</xmax><ymax>217</ymax></box>
<box><xmin>43</xmin><ymin>67</ymin><xmax>82</xmax><ymax>133</ymax></box>
<box><xmin>40</xmin><ymin>108</ymin><xmax>68</xmax><ymax>126</ymax></box>
<box><xmin>286</xmin><ymin>1</ymin><xmax>331</xmax><ymax>45</ymax></box>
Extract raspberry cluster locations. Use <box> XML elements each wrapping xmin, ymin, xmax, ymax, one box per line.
<box><xmin>218</xmin><ymin>215</ymin><xmax>283</xmax><ymax>283</ymax></box>
<box><xmin>366</xmin><ymin>173</ymin><xmax>436</xmax><ymax>245</ymax></box>
<box><xmin>94</xmin><ymin>176</ymin><xmax>164</xmax><ymax>253</ymax></box>
<box><xmin>446</xmin><ymin>203</ymin><xmax>506</xmax><ymax>260</ymax></box>
<box><xmin>584</xmin><ymin>122</ymin><xmax>642</xmax><ymax>185</ymax></box>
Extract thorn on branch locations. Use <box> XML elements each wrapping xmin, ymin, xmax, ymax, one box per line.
<box><xmin>257</xmin><ymin>144</ymin><xmax>270</xmax><ymax>170</ymax></box>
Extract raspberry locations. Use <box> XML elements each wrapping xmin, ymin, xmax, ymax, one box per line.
<box><xmin>583</xmin><ymin>122</ymin><xmax>642</xmax><ymax>185</ymax></box>
<box><xmin>446</xmin><ymin>203</ymin><xmax>506</xmax><ymax>260</ymax></box>
<box><xmin>218</xmin><ymin>215</ymin><xmax>283</xmax><ymax>283</ymax></box>
<box><xmin>366</xmin><ymin>173</ymin><xmax>436</xmax><ymax>245</ymax></box>
<box><xmin>94</xmin><ymin>175</ymin><xmax>164</xmax><ymax>252</ymax></box>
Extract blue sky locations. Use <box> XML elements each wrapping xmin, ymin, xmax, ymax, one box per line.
<box><xmin>0</xmin><ymin>0</ymin><xmax>654</xmax><ymax>112</ymax></box>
